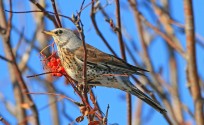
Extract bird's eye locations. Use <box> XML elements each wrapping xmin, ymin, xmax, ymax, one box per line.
<box><xmin>59</xmin><ymin>30</ymin><xmax>63</xmax><ymax>34</ymax></box>
<box><xmin>54</xmin><ymin>31</ymin><xmax>58</xmax><ymax>35</ymax></box>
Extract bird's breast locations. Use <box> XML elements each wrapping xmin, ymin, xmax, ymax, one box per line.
<box><xmin>58</xmin><ymin>48</ymin><xmax>83</xmax><ymax>81</ymax></box>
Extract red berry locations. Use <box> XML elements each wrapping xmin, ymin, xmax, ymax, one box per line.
<box><xmin>57</xmin><ymin>67</ymin><xmax>63</xmax><ymax>72</ymax></box>
<box><xmin>47</xmin><ymin>62</ymin><xmax>52</xmax><ymax>68</ymax></box>
<box><xmin>61</xmin><ymin>68</ymin><xmax>65</xmax><ymax>72</ymax></box>
<box><xmin>52</xmin><ymin>66</ymin><xmax>57</xmax><ymax>71</ymax></box>
<box><xmin>50</xmin><ymin>57</ymin><xmax>56</xmax><ymax>62</ymax></box>
<box><xmin>56</xmin><ymin>73</ymin><xmax>62</xmax><ymax>77</ymax></box>
<box><xmin>57</xmin><ymin>59</ymin><xmax>61</xmax><ymax>63</ymax></box>
<box><xmin>53</xmin><ymin>61</ymin><xmax>58</xmax><ymax>66</ymax></box>
<box><xmin>50</xmin><ymin>62</ymin><xmax>54</xmax><ymax>66</ymax></box>
<box><xmin>57</xmin><ymin>68</ymin><xmax>61</xmax><ymax>72</ymax></box>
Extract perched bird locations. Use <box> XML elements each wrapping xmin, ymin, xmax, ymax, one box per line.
<box><xmin>43</xmin><ymin>28</ymin><xmax>167</xmax><ymax>114</ymax></box>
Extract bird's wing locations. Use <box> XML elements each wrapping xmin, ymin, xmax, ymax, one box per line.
<box><xmin>73</xmin><ymin>44</ymin><xmax>148</xmax><ymax>75</ymax></box>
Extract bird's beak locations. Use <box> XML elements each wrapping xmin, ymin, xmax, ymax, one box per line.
<box><xmin>42</xmin><ymin>30</ymin><xmax>56</xmax><ymax>36</ymax></box>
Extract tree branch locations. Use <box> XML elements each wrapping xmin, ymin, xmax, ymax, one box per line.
<box><xmin>115</xmin><ymin>1</ymin><xmax>131</xmax><ymax>125</ymax></box>
<box><xmin>184</xmin><ymin>0</ymin><xmax>203</xmax><ymax>125</ymax></box>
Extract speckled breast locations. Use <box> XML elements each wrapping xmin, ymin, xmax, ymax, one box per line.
<box><xmin>57</xmin><ymin>48</ymin><xmax>83</xmax><ymax>81</ymax></box>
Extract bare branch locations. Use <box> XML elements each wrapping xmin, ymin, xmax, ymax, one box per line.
<box><xmin>115</xmin><ymin>1</ymin><xmax>132</xmax><ymax>125</ymax></box>
<box><xmin>50</xmin><ymin>0</ymin><xmax>62</xmax><ymax>27</ymax></box>
<box><xmin>0</xmin><ymin>115</ymin><xmax>10</xmax><ymax>125</ymax></box>
<box><xmin>184</xmin><ymin>0</ymin><xmax>203</xmax><ymax>125</ymax></box>
<box><xmin>1</xmin><ymin>1</ymin><xmax>40</xmax><ymax>124</ymax></box>
<box><xmin>0</xmin><ymin>54</ymin><xmax>13</xmax><ymax>63</ymax></box>
<box><xmin>29</xmin><ymin>0</ymin><xmax>58</xmax><ymax>27</ymax></box>
<box><xmin>128</xmin><ymin>0</ymin><xmax>175</xmax><ymax>124</ymax></box>
<box><xmin>90</xmin><ymin>1</ymin><xmax>117</xmax><ymax>56</ymax></box>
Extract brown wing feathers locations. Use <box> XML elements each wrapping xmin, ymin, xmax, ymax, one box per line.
<box><xmin>73</xmin><ymin>44</ymin><xmax>148</xmax><ymax>75</ymax></box>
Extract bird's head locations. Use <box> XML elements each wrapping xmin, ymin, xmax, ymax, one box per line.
<box><xmin>43</xmin><ymin>28</ymin><xmax>82</xmax><ymax>50</ymax></box>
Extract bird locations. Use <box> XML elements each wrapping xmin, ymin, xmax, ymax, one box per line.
<box><xmin>43</xmin><ymin>28</ymin><xmax>167</xmax><ymax>114</ymax></box>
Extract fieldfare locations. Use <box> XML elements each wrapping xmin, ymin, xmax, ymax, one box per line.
<box><xmin>43</xmin><ymin>28</ymin><xmax>167</xmax><ymax>114</ymax></box>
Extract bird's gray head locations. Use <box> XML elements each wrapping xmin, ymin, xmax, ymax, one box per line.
<box><xmin>43</xmin><ymin>28</ymin><xmax>82</xmax><ymax>51</ymax></box>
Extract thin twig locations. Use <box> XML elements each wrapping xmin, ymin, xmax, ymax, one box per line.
<box><xmin>63</xmin><ymin>75</ymin><xmax>103</xmax><ymax>121</ymax></box>
<box><xmin>26</xmin><ymin>71</ymin><xmax>56</xmax><ymax>78</ymax></box>
<box><xmin>90</xmin><ymin>1</ymin><xmax>117</xmax><ymax>56</ymax></box>
<box><xmin>115</xmin><ymin>1</ymin><xmax>131</xmax><ymax>125</ymax></box>
<box><xmin>78</xmin><ymin>0</ymin><xmax>86</xmax><ymax>17</ymax></box>
<box><xmin>25</xmin><ymin>92</ymin><xmax>77</xmax><ymax>104</ymax></box>
<box><xmin>0</xmin><ymin>54</ymin><xmax>13</xmax><ymax>63</ymax></box>
<box><xmin>140</xmin><ymin>14</ymin><xmax>185</xmax><ymax>57</ymax></box>
<box><xmin>29</xmin><ymin>0</ymin><xmax>58</xmax><ymax>27</ymax></box>
<box><xmin>19</xmin><ymin>24</ymin><xmax>39</xmax><ymax>71</ymax></box>
<box><xmin>115</xmin><ymin>0</ymin><xmax>126</xmax><ymax>60</ymax></box>
<box><xmin>89</xmin><ymin>90</ymin><xmax>103</xmax><ymax>118</ymax></box>
<box><xmin>128</xmin><ymin>0</ymin><xmax>174</xmax><ymax>124</ymax></box>
<box><xmin>184</xmin><ymin>0</ymin><xmax>203</xmax><ymax>125</ymax></box>
<box><xmin>50</xmin><ymin>0</ymin><xmax>62</xmax><ymax>27</ymax></box>
<box><xmin>134</xmin><ymin>100</ymin><xmax>142</xmax><ymax>125</ymax></box>
<box><xmin>14</xmin><ymin>27</ymin><xmax>24</xmax><ymax>54</ymax></box>
<box><xmin>0</xmin><ymin>115</ymin><xmax>10</xmax><ymax>125</ymax></box>
<box><xmin>2</xmin><ymin>0</ymin><xmax>40</xmax><ymax>124</ymax></box>
<box><xmin>103</xmin><ymin>104</ymin><xmax>110</xmax><ymax>125</ymax></box>
<box><xmin>77</xmin><ymin>20</ymin><xmax>88</xmax><ymax>92</ymax></box>
<box><xmin>4</xmin><ymin>10</ymin><xmax>73</xmax><ymax>22</ymax></box>
<box><xmin>150</xmin><ymin>0</ymin><xmax>184</xmax><ymax>123</ymax></box>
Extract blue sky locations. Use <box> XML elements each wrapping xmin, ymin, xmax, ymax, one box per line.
<box><xmin>0</xmin><ymin>0</ymin><xmax>204</xmax><ymax>125</ymax></box>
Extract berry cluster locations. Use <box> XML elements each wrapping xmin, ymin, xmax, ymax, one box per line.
<box><xmin>46</xmin><ymin>56</ymin><xmax>66</xmax><ymax>77</ymax></box>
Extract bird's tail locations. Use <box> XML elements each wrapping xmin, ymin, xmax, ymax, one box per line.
<box><xmin>129</xmin><ymin>85</ymin><xmax>167</xmax><ymax>114</ymax></box>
